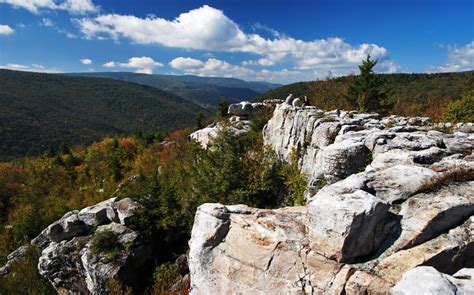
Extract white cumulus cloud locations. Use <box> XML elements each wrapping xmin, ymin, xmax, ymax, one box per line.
<box><xmin>169</xmin><ymin>57</ymin><xmax>204</xmax><ymax>70</ymax></box>
<box><xmin>0</xmin><ymin>24</ymin><xmax>14</xmax><ymax>35</ymax></box>
<box><xmin>76</xmin><ymin>5</ymin><xmax>398</xmax><ymax>78</ymax></box>
<box><xmin>80</xmin><ymin>58</ymin><xmax>92</xmax><ymax>65</ymax></box>
<box><xmin>428</xmin><ymin>41</ymin><xmax>474</xmax><ymax>73</ymax></box>
<box><xmin>103</xmin><ymin>61</ymin><xmax>115</xmax><ymax>68</ymax></box>
<box><xmin>77</xmin><ymin>5</ymin><xmax>246</xmax><ymax>50</ymax></box>
<box><xmin>169</xmin><ymin>57</ymin><xmax>316</xmax><ymax>83</ymax></box>
<box><xmin>0</xmin><ymin>0</ymin><xmax>99</xmax><ymax>14</ymax></box>
<box><xmin>102</xmin><ymin>56</ymin><xmax>163</xmax><ymax>74</ymax></box>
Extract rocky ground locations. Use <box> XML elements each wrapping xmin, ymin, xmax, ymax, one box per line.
<box><xmin>188</xmin><ymin>95</ymin><xmax>474</xmax><ymax>294</ymax></box>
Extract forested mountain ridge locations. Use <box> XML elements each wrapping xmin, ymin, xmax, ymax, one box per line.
<box><xmin>256</xmin><ymin>71</ymin><xmax>473</xmax><ymax>120</ymax></box>
<box><xmin>0</xmin><ymin>69</ymin><xmax>209</xmax><ymax>161</ymax></box>
<box><xmin>73</xmin><ymin>72</ymin><xmax>281</xmax><ymax>108</ymax></box>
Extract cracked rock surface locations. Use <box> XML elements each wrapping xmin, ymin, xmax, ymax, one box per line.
<box><xmin>189</xmin><ymin>99</ymin><xmax>474</xmax><ymax>294</ymax></box>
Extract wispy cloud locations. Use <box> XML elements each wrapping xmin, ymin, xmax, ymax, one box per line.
<box><xmin>427</xmin><ymin>41</ymin><xmax>474</xmax><ymax>73</ymax></box>
<box><xmin>42</xmin><ymin>18</ymin><xmax>54</xmax><ymax>27</ymax></box>
<box><xmin>0</xmin><ymin>0</ymin><xmax>99</xmax><ymax>14</ymax></box>
<box><xmin>39</xmin><ymin>17</ymin><xmax>77</xmax><ymax>38</ymax></box>
<box><xmin>0</xmin><ymin>63</ymin><xmax>61</xmax><ymax>73</ymax></box>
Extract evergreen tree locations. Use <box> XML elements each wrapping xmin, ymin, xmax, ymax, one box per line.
<box><xmin>194</xmin><ymin>112</ymin><xmax>205</xmax><ymax>129</ymax></box>
<box><xmin>217</xmin><ymin>98</ymin><xmax>229</xmax><ymax>119</ymax></box>
<box><xmin>345</xmin><ymin>55</ymin><xmax>394</xmax><ymax>114</ymax></box>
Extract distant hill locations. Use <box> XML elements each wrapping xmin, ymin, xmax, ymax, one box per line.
<box><xmin>256</xmin><ymin>71</ymin><xmax>473</xmax><ymax>120</ymax></box>
<box><xmin>73</xmin><ymin>72</ymin><xmax>281</xmax><ymax>108</ymax></box>
<box><xmin>0</xmin><ymin>69</ymin><xmax>209</xmax><ymax>161</ymax></box>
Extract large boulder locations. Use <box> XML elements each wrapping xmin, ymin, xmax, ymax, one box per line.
<box><xmin>365</xmin><ymin>164</ymin><xmax>438</xmax><ymax>203</ymax></box>
<box><xmin>393</xmin><ymin>181</ymin><xmax>474</xmax><ymax>250</ymax></box>
<box><xmin>115</xmin><ymin>198</ymin><xmax>139</xmax><ymax>226</ymax></box>
<box><xmin>227</xmin><ymin>101</ymin><xmax>254</xmax><ymax>117</ymax></box>
<box><xmin>314</xmin><ymin>138</ymin><xmax>371</xmax><ymax>183</ymax></box>
<box><xmin>78</xmin><ymin>197</ymin><xmax>118</xmax><ymax>226</ymax></box>
<box><xmin>188</xmin><ymin>197</ymin><xmax>473</xmax><ymax>294</ymax></box>
<box><xmin>307</xmin><ymin>179</ymin><xmax>391</xmax><ymax>262</ymax></box>
<box><xmin>392</xmin><ymin>266</ymin><xmax>474</xmax><ymax>295</ymax></box>
<box><xmin>47</xmin><ymin>211</ymin><xmax>91</xmax><ymax>243</ymax></box>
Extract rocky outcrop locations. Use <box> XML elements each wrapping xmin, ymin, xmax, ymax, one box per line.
<box><xmin>189</xmin><ymin>117</ymin><xmax>251</xmax><ymax>149</ymax></box>
<box><xmin>189</xmin><ymin>98</ymin><xmax>474</xmax><ymax>294</ymax></box>
<box><xmin>190</xmin><ymin>99</ymin><xmax>281</xmax><ymax>148</ymax></box>
<box><xmin>2</xmin><ymin>197</ymin><xmax>153</xmax><ymax>294</ymax></box>
<box><xmin>263</xmin><ymin>100</ymin><xmax>473</xmax><ymax>186</ymax></box>
<box><xmin>37</xmin><ymin>198</ymin><xmax>154</xmax><ymax>294</ymax></box>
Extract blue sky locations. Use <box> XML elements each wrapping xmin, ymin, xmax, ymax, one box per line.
<box><xmin>0</xmin><ymin>0</ymin><xmax>473</xmax><ymax>83</ymax></box>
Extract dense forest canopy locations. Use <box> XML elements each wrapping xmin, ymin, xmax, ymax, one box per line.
<box><xmin>73</xmin><ymin>72</ymin><xmax>280</xmax><ymax>109</ymax></box>
<box><xmin>0</xmin><ymin>70</ymin><xmax>209</xmax><ymax>161</ymax></box>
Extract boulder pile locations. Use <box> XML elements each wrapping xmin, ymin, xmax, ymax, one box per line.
<box><xmin>188</xmin><ymin>96</ymin><xmax>474</xmax><ymax>294</ymax></box>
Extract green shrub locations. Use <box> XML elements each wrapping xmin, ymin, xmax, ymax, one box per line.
<box><xmin>279</xmin><ymin>149</ymin><xmax>308</xmax><ymax>206</ymax></box>
<box><xmin>90</xmin><ymin>229</ymin><xmax>121</xmax><ymax>255</ymax></box>
<box><xmin>152</xmin><ymin>263</ymin><xmax>181</xmax><ymax>293</ymax></box>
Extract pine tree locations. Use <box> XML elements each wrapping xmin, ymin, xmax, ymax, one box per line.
<box><xmin>217</xmin><ymin>98</ymin><xmax>229</xmax><ymax>119</ymax></box>
<box><xmin>345</xmin><ymin>55</ymin><xmax>393</xmax><ymax>114</ymax></box>
<box><xmin>194</xmin><ymin>112</ymin><xmax>205</xmax><ymax>129</ymax></box>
